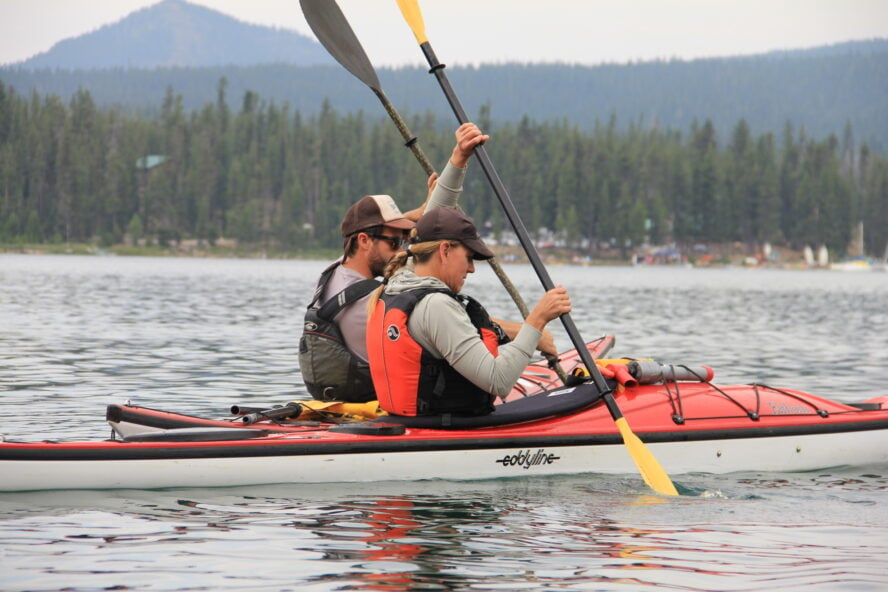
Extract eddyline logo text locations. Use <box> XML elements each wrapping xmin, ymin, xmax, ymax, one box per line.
<box><xmin>495</xmin><ymin>449</ymin><xmax>560</xmax><ymax>470</ymax></box>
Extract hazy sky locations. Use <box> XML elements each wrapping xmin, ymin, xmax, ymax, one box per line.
<box><xmin>2</xmin><ymin>0</ymin><xmax>887</xmax><ymax>67</ymax></box>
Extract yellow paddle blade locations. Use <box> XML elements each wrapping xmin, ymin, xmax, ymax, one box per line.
<box><xmin>615</xmin><ymin>417</ymin><xmax>679</xmax><ymax>496</ymax></box>
<box><xmin>395</xmin><ymin>0</ymin><xmax>428</xmax><ymax>44</ymax></box>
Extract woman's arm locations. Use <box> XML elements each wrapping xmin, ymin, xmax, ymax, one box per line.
<box><xmin>402</xmin><ymin>122</ymin><xmax>488</xmax><ymax>219</ymax></box>
<box><xmin>408</xmin><ymin>294</ymin><xmax>541</xmax><ymax>398</ymax></box>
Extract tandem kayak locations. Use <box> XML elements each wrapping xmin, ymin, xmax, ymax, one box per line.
<box><xmin>2</xmin><ymin>336</ymin><xmax>887</xmax><ymax>492</ymax></box>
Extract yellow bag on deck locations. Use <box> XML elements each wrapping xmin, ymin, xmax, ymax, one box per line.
<box><xmin>287</xmin><ymin>399</ymin><xmax>387</xmax><ymax>422</ymax></box>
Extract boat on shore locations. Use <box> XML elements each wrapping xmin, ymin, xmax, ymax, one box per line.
<box><xmin>830</xmin><ymin>256</ymin><xmax>875</xmax><ymax>272</ymax></box>
<box><xmin>2</xmin><ymin>336</ymin><xmax>886</xmax><ymax>492</ymax></box>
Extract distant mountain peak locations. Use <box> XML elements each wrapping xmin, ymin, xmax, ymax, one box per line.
<box><xmin>15</xmin><ymin>0</ymin><xmax>333</xmax><ymax>70</ymax></box>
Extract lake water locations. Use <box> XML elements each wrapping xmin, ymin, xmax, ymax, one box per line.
<box><xmin>1</xmin><ymin>254</ymin><xmax>886</xmax><ymax>591</ymax></box>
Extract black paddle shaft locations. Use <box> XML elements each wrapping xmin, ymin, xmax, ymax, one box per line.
<box><xmin>240</xmin><ymin>404</ymin><xmax>302</xmax><ymax>425</ymax></box>
<box><xmin>418</xmin><ymin>43</ymin><xmax>610</xmax><ymax>393</ymax></box>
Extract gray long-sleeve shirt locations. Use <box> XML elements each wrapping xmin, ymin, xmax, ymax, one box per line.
<box><xmin>382</xmin><ymin>269</ymin><xmax>541</xmax><ymax>399</ymax></box>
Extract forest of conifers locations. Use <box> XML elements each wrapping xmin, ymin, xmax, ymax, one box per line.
<box><xmin>1</xmin><ymin>80</ymin><xmax>886</xmax><ymax>257</ymax></box>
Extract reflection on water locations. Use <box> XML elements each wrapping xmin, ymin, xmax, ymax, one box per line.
<box><xmin>1</xmin><ymin>473</ymin><xmax>886</xmax><ymax>591</ymax></box>
<box><xmin>1</xmin><ymin>255</ymin><xmax>887</xmax><ymax>591</ymax></box>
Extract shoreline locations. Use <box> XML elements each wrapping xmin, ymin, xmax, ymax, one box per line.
<box><xmin>0</xmin><ymin>241</ymin><xmax>857</xmax><ymax>271</ymax></box>
<box><xmin>0</xmin><ymin>242</ymin><xmax>340</xmax><ymax>261</ymax></box>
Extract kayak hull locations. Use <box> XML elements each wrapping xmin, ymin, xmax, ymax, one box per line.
<box><xmin>3</xmin><ymin>423</ymin><xmax>887</xmax><ymax>491</ymax></box>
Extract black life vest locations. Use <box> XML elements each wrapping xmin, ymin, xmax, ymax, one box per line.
<box><xmin>367</xmin><ymin>287</ymin><xmax>507</xmax><ymax>416</ymax></box>
<box><xmin>299</xmin><ymin>261</ymin><xmax>379</xmax><ymax>402</ymax></box>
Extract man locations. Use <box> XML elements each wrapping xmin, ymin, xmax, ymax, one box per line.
<box><xmin>300</xmin><ymin>123</ymin><xmax>489</xmax><ymax>402</ymax></box>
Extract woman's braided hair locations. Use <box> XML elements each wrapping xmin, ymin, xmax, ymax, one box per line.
<box><xmin>366</xmin><ymin>229</ymin><xmax>461</xmax><ymax>313</ymax></box>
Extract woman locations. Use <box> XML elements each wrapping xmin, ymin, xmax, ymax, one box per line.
<box><xmin>366</xmin><ymin>207</ymin><xmax>571</xmax><ymax>416</ymax></box>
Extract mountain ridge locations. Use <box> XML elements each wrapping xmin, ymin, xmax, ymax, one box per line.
<box><xmin>10</xmin><ymin>0</ymin><xmax>887</xmax><ymax>70</ymax></box>
<box><xmin>14</xmin><ymin>0</ymin><xmax>333</xmax><ymax>69</ymax></box>
<box><xmin>2</xmin><ymin>2</ymin><xmax>886</xmax><ymax>150</ymax></box>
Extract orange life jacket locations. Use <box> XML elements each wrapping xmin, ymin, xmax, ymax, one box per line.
<box><xmin>368</xmin><ymin>288</ymin><xmax>504</xmax><ymax>416</ymax></box>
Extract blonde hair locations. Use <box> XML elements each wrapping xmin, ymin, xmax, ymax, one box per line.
<box><xmin>366</xmin><ymin>235</ymin><xmax>461</xmax><ymax>313</ymax></box>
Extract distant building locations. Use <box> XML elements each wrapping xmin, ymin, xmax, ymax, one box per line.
<box><xmin>136</xmin><ymin>155</ymin><xmax>169</xmax><ymax>170</ymax></box>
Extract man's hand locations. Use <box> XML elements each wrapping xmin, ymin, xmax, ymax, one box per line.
<box><xmin>403</xmin><ymin>172</ymin><xmax>439</xmax><ymax>222</ymax></box>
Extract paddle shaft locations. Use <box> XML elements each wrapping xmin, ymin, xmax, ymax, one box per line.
<box><xmin>372</xmin><ymin>88</ymin><xmax>435</xmax><ymax>176</ymax></box>
<box><xmin>418</xmin><ymin>43</ymin><xmax>609</xmax><ymax>393</ymax></box>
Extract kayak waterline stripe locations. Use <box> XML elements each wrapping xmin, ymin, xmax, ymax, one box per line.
<box><xmin>5</xmin><ymin>419</ymin><xmax>888</xmax><ymax>461</ymax></box>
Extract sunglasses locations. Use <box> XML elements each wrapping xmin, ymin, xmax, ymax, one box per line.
<box><xmin>366</xmin><ymin>233</ymin><xmax>405</xmax><ymax>250</ymax></box>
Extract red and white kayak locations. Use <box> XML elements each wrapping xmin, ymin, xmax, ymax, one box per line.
<box><xmin>2</xmin><ymin>336</ymin><xmax>887</xmax><ymax>492</ymax></box>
